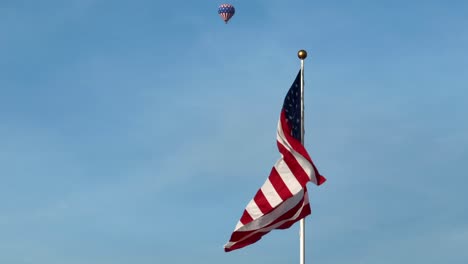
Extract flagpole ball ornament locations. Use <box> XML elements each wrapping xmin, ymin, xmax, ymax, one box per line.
<box><xmin>298</xmin><ymin>50</ymin><xmax>307</xmax><ymax>60</ymax></box>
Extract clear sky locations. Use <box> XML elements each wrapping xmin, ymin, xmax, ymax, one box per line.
<box><xmin>1</xmin><ymin>1</ymin><xmax>467</xmax><ymax>263</ymax></box>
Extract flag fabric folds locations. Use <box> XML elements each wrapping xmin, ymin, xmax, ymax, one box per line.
<box><xmin>224</xmin><ymin>70</ymin><xmax>326</xmax><ymax>252</ymax></box>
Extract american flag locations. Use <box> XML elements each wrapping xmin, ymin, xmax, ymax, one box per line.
<box><xmin>224</xmin><ymin>70</ymin><xmax>326</xmax><ymax>252</ymax></box>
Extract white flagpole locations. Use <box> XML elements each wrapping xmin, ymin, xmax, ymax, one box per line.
<box><xmin>298</xmin><ymin>49</ymin><xmax>307</xmax><ymax>264</ymax></box>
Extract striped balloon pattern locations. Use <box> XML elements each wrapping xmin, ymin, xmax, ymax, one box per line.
<box><xmin>218</xmin><ymin>4</ymin><xmax>235</xmax><ymax>23</ymax></box>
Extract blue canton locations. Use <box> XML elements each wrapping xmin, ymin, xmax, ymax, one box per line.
<box><xmin>282</xmin><ymin>70</ymin><xmax>302</xmax><ymax>141</ymax></box>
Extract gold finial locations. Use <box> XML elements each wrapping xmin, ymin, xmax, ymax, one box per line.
<box><xmin>297</xmin><ymin>50</ymin><xmax>307</xmax><ymax>60</ymax></box>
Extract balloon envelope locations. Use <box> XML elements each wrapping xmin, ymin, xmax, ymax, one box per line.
<box><xmin>218</xmin><ymin>4</ymin><xmax>235</xmax><ymax>23</ymax></box>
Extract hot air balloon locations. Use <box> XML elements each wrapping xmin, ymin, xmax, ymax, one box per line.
<box><xmin>218</xmin><ymin>4</ymin><xmax>235</xmax><ymax>24</ymax></box>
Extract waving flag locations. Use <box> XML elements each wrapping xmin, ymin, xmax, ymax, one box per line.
<box><xmin>224</xmin><ymin>70</ymin><xmax>326</xmax><ymax>252</ymax></box>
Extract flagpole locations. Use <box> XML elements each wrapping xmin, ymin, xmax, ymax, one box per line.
<box><xmin>298</xmin><ymin>49</ymin><xmax>307</xmax><ymax>264</ymax></box>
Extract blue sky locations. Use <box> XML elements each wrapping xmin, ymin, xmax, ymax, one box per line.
<box><xmin>1</xmin><ymin>0</ymin><xmax>467</xmax><ymax>263</ymax></box>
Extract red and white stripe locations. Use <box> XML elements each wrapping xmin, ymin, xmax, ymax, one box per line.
<box><xmin>224</xmin><ymin>110</ymin><xmax>326</xmax><ymax>252</ymax></box>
